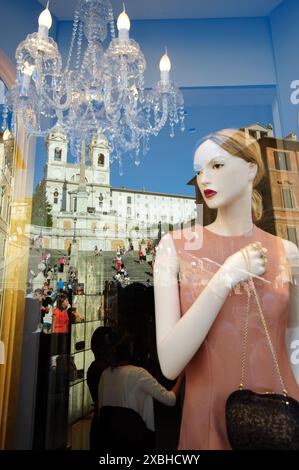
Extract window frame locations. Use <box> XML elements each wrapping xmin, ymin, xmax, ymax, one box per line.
<box><xmin>274</xmin><ymin>150</ymin><xmax>292</xmax><ymax>171</ymax></box>
<box><xmin>281</xmin><ymin>187</ymin><xmax>294</xmax><ymax>209</ymax></box>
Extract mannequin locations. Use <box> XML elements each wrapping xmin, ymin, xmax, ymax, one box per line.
<box><xmin>153</xmin><ymin>128</ymin><xmax>299</xmax><ymax>450</ymax></box>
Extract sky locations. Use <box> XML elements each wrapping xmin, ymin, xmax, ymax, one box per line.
<box><xmin>1</xmin><ymin>90</ymin><xmax>274</xmax><ymax>198</ymax></box>
<box><xmin>31</xmin><ymin>100</ymin><xmax>273</xmax><ymax>197</ymax></box>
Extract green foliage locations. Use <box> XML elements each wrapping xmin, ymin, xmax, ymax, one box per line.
<box><xmin>31</xmin><ymin>179</ymin><xmax>53</xmax><ymax>227</ymax></box>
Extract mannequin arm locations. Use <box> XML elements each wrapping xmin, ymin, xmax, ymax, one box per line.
<box><xmin>283</xmin><ymin>239</ymin><xmax>299</xmax><ymax>386</ymax></box>
<box><xmin>153</xmin><ymin>233</ymin><xmax>231</xmax><ymax>380</ymax></box>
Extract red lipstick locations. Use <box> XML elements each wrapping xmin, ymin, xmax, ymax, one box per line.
<box><xmin>204</xmin><ymin>189</ymin><xmax>217</xmax><ymax>198</ymax></box>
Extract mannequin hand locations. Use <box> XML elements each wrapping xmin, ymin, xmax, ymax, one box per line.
<box><xmin>220</xmin><ymin>242</ymin><xmax>267</xmax><ymax>289</ymax></box>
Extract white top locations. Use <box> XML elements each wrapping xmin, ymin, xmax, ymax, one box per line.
<box><xmin>98</xmin><ymin>365</ymin><xmax>176</xmax><ymax>431</ymax></box>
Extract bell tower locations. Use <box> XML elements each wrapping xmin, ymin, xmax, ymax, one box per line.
<box><xmin>89</xmin><ymin>131</ymin><xmax>110</xmax><ymax>185</ymax></box>
<box><xmin>46</xmin><ymin>124</ymin><xmax>68</xmax><ymax>167</ymax></box>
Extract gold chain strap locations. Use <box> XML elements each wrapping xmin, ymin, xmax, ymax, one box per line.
<box><xmin>239</xmin><ymin>247</ymin><xmax>288</xmax><ymax>396</ymax></box>
<box><xmin>239</xmin><ymin>248</ymin><xmax>252</xmax><ymax>391</ymax></box>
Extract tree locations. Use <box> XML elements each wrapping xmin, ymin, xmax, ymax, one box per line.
<box><xmin>31</xmin><ymin>179</ymin><xmax>53</xmax><ymax>227</ymax></box>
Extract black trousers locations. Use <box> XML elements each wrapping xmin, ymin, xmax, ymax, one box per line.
<box><xmin>90</xmin><ymin>406</ymin><xmax>156</xmax><ymax>451</ymax></box>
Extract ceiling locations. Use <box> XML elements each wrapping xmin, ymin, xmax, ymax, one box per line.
<box><xmin>37</xmin><ymin>0</ymin><xmax>284</xmax><ymax>21</ymax></box>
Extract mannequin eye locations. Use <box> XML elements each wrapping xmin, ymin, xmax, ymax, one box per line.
<box><xmin>196</xmin><ymin>169</ymin><xmax>202</xmax><ymax>175</ymax></box>
<box><xmin>212</xmin><ymin>163</ymin><xmax>224</xmax><ymax>170</ymax></box>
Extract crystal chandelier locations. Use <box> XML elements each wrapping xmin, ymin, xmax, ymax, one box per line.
<box><xmin>3</xmin><ymin>0</ymin><xmax>185</xmax><ymax>172</ymax></box>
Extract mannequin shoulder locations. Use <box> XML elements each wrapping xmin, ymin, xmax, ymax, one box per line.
<box><xmin>156</xmin><ymin>232</ymin><xmax>178</xmax><ymax>257</ymax></box>
<box><xmin>154</xmin><ymin>233</ymin><xmax>180</xmax><ymax>272</ymax></box>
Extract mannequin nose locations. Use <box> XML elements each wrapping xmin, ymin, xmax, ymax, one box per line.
<box><xmin>198</xmin><ymin>170</ymin><xmax>211</xmax><ymax>186</ymax></box>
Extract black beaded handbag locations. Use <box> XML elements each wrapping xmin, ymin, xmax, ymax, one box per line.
<box><xmin>225</xmin><ymin>248</ymin><xmax>299</xmax><ymax>450</ymax></box>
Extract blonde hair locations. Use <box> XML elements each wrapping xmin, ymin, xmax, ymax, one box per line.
<box><xmin>196</xmin><ymin>128</ymin><xmax>265</xmax><ymax>222</ymax></box>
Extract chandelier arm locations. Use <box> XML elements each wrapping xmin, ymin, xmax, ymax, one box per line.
<box><xmin>39</xmin><ymin>85</ymin><xmax>74</xmax><ymax>111</ymax></box>
<box><xmin>125</xmin><ymin>95</ymin><xmax>169</xmax><ymax>136</ymax></box>
<box><xmin>103</xmin><ymin>85</ymin><xmax>126</xmax><ymax>114</ymax></box>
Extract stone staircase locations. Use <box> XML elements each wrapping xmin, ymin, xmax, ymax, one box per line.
<box><xmin>101</xmin><ymin>251</ymin><xmax>153</xmax><ymax>283</ymax></box>
<box><xmin>28</xmin><ymin>247</ymin><xmax>153</xmax><ymax>291</ymax></box>
<box><xmin>28</xmin><ymin>247</ymin><xmax>69</xmax><ymax>286</ymax></box>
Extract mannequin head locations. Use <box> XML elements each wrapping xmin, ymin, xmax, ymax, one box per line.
<box><xmin>194</xmin><ymin>129</ymin><xmax>265</xmax><ymax>222</ymax></box>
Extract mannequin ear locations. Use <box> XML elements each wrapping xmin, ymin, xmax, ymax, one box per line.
<box><xmin>248</xmin><ymin>162</ymin><xmax>258</xmax><ymax>182</ymax></box>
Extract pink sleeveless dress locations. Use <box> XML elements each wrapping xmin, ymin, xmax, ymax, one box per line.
<box><xmin>171</xmin><ymin>223</ymin><xmax>299</xmax><ymax>450</ymax></box>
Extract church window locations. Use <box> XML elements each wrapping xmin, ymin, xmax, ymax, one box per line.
<box><xmin>127</xmin><ymin>196</ymin><xmax>132</xmax><ymax>204</ymax></box>
<box><xmin>98</xmin><ymin>153</ymin><xmax>105</xmax><ymax>166</ymax></box>
<box><xmin>54</xmin><ymin>147</ymin><xmax>62</xmax><ymax>161</ymax></box>
<box><xmin>53</xmin><ymin>190</ymin><xmax>59</xmax><ymax>204</ymax></box>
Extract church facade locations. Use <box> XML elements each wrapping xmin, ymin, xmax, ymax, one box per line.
<box><xmin>39</xmin><ymin>125</ymin><xmax>197</xmax><ymax>251</ymax></box>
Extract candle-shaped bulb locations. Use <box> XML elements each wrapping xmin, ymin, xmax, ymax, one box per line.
<box><xmin>38</xmin><ymin>3</ymin><xmax>52</xmax><ymax>39</ymax></box>
<box><xmin>159</xmin><ymin>52</ymin><xmax>171</xmax><ymax>83</ymax></box>
<box><xmin>117</xmin><ymin>9</ymin><xmax>131</xmax><ymax>31</ymax></box>
<box><xmin>38</xmin><ymin>5</ymin><xmax>52</xmax><ymax>29</ymax></box>
<box><xmin>117</xmin><ymin>7</ymin><xmax>130</xmax><ymax>41</ymax></box>
<box><xmin>159</xmin><ymin>53</ymin><xmax>171</xmax><ymax>73</ymax></box>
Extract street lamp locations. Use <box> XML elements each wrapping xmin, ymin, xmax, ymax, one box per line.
<box><xmin>158</xmin><ymin>220</ymin><xmax>162</xmax><ymax>241</ymax></box>
<box><xmin>73</xmin><ymin>217</ymin><xmax>77</xmax><ymax>243</ymax></box>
